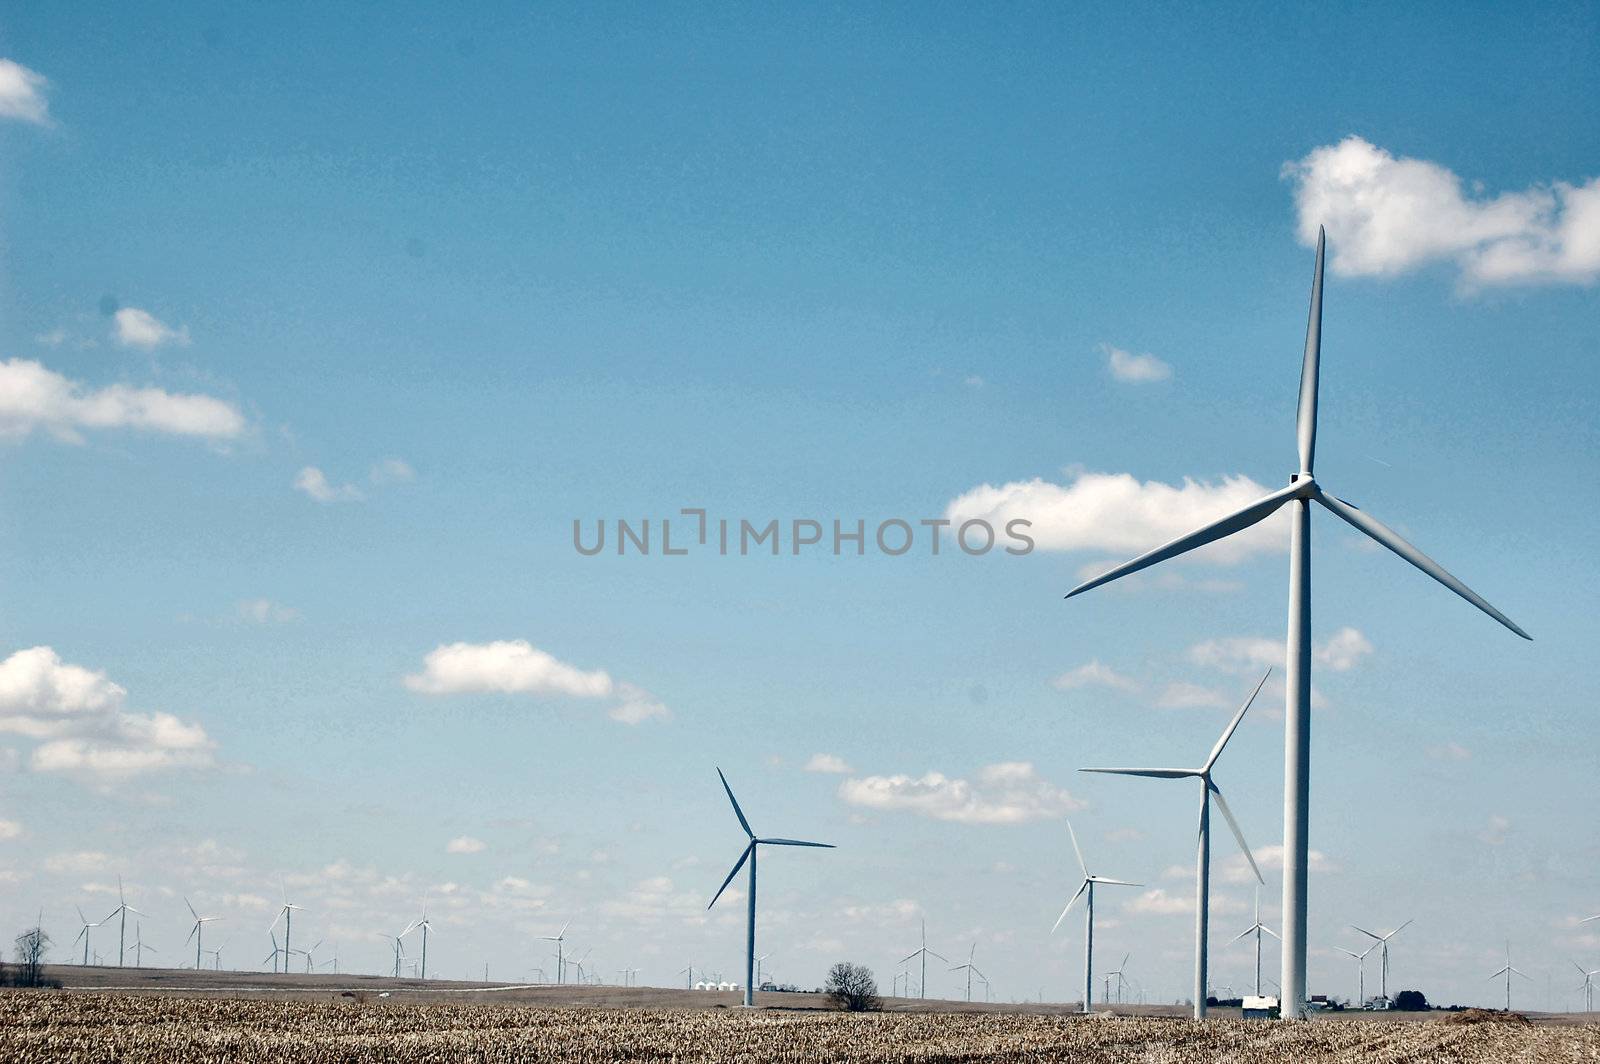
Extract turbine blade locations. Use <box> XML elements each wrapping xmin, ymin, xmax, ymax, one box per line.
<box><xmin>1203</xmin><ymin>668</ymin><xmax>1271</xmax><ymax>773</ymax></box>
<box><xmin>1351</xmin><ymin>924</ymin><xmax>1383</xmax><ymax>943</ymax></box>
<box><xmin>1233</xmin><ymin>927</ymin><xmax>1261</xmax><ymax>946</ymax></box>
<box><xmin>1208</xmin><ymin>782</ymin><xmax>1261</xmax><ymax>883</ymax></box>
<box><xmin>1583</xmin><ymin>915</ymin><xmax>1600</xmax><ymax>924</ymax></box>
<box><xmin>1066</xmin><ymin>482</ymin><xmax>1300</xmax><ymax>599</ymax></box>
<box><xmin>1335</xmin><ymin>948</ymin><xmax>1359</xmax><ymax>959</ymax></box>
<box><xmin>1051</xmin><ymin>880</ymin><xmax>1089</xmax><ymax>934</ymax></box>
<box><xmin>1263</xmin><ymin>927</ymin><xmax>1280</xmax><ymax>941</ymax></box>
<box><xmin>185</xmin><ymin>897</ymin><xmax>199</xmax><ymax>922</ymax></box>
<box><xmin>1064</xmin><ymin>818</ymin><xmax>1087</xmax><ymax>877</ymax></box>
<box><xmin>1489</xmin><ymin>967</ymin><xmax>1510</xmax><ymax>979</ymax></box>
<box><xmin>1091</xmin><ymin>877</ymin><xmax>1142</xmax><ymax>887</ymax></box>
<box><xmin>716</xmin><ymin>767</ymin><xmax>754</xmax><ymax>838</ymax></box>
<box><xmin>1079</xmin><ymin>768</ymin><xmax>1196</xmax><ymax>779</ymax></box>
<box><xmin>1315</xmin><ymin>489</ymin><xmax>1530</xmax><ymax>639</ymax></box>
<box><xmin>926</xmin><ymin>949</ymin><xmax>949</xmax><ymax>963</ymax></box>
<box><xmin>899</xmin><ymin>949</ymin><xmax>921</xmax><ymax>964</ymax></box>
<box><xmin>1512</xmin><ymin>967</ymin><xmax>1532</xmax><ymax>981</ymax></box>
<box><xmin>707</xmin><ymin>841</ymin><xmax>754</xmax><ymax>910</ymax></box>
<box><xmin>758</xmin><ymin>838</ymin><xmax>835</xmax><ymax>848</ymax></box>
<box><xmin>1297</xmin><ymin>226</ymin><xmax>1325</xmax><ymax>475</ymax></box>
<box><xmin>1386</xmin><ymin>919</ymin><xmax>1413</xmax><ymax>940</ymax></box>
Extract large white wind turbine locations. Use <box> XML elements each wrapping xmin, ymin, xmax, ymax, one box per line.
<box><xmin>1230</xmin><ymin>887</ymin><xmax>1280</xmax><ymax>997</ymax></box>
<box><xmin>707</xmin><ymin>766</ymin><xmax>834</xmax><ymax>1008</ymax></box>
<box><xmin>1351</xmin><ymin>918</ymin><xmax>1411</xmax><ymax>1001</ymax></box>
<box><xmin>409</xmin><ymin>900</ymin><xmax>435</xmax><ymax>979</ymax></box>
<box><xmin>540</xmin><ymin>920</ymin><xmax>572</xmax><ymax>985</ymax></box>
<box><xmin>1335</xmin><ymin>942</ymin><xmax>1376</xmax><ymax>1006</ymax></box>
<box><xmin>1489</xmin><ymin>942</ymin><xmax>1530</xmax><ymax>1011</ymax></box>
<box><xmin>1081</xmin><ymin>668</ymin><xmax>1269</xmax><ymax>1018</ymax></box>
<box><xmin>1063</xmin><ymin>229</ymin><xmax>1529</xmax><ymax>1017</ymax></box>
<box><xmin>1051</xmin><ymin>818</ymin><xmax>1140</xmax><ymax>1014</ymax></box>
<box><xmin>899</xmin><ymin>919</ymin><xmax>948</xmax><ymax>1001</ymax></box>
<box><xmin>184</xmin><ymin>897</ymin><xmax>221</xmax><ymax>970</ymax></box>
<box><xmin>950</xmin><ymin>942</ymin><xmax>988</xmax><ymax>1003</ymax></box>
<box><xmin>268</xmin><ymin>882</ymin><xmax>305</xmax><ymax>975</ymax></box>
<box><xmin>73</xmin><ymin>906</ymin><xmax>103</xmax><ymax>965</ymax></box>
<box><xmin>105</xmin><ymin>876</ymin><xmax>146</xmax><ymax>967</ymax></box>
<box><xmin>1574</xmin><ymin>962</ymin><xmax>1599</xmax><ymax>1013</ymax></box>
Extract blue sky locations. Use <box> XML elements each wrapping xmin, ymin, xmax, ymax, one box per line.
<box><xmin>1</xmin><ymin>3</ymin><xmax>1597</xmax><ymax>1007</ymax></box>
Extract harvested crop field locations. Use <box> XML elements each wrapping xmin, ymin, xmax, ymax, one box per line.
<box><xmin>3</xmin><ymin>992</ymin><xmax>1598</xmax><ymax>1063</ymax></box>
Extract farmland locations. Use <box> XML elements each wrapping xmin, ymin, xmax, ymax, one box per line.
<box><xmin>4</xmin><ymin>989</ymin><xmax>1598</xmax><ymax>1063</ymax></box>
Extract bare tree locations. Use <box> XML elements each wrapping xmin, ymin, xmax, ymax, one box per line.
<box><xmin>12</xmin><ymin>925</ymin><xmax>50</xmax><ymax>988</ymax></box>
<box><xmin>824</xmin><ymin>961</ymin><xmax>881</xmax><ymax>1012</ymax></box>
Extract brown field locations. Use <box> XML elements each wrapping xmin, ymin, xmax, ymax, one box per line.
<box><xmin>4</xmin><ymin>968</ymin><xmax>1600</xmax><ymax>1063</ymax></box>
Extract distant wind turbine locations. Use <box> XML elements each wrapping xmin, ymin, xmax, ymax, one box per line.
<box><xmin>1574</xmin><ymin>962</ymin><xmax>1599</xmax><ymax>1013</ymax></box>
<box><xmin>899</xmin><ymin>920</ymin><xmax>947</xmax><ymax>1002</ymax></box>
<box><xmin>678</xmin><ymin>963</ymin><xmax>694</xmax><ymax>989</ymax></box>
<box><xmin>1063</xmin><ymin>229</ymin><xmax>1530</xmax><ymax>1017</ymax></box>
<box><xmin>707</xmin><ymin>766</ymin><xmax>835</xmax><ymax>1008</ymax></box>
<box><xmin>1230</xmin><ymin>887</ymin><xmax>1280</xmax><ymax>997</ymax></box>
<box><xmin>1489</xmin><ymin>942</ymin><xmax>1531</xmax><ymax>1011</ymax></box>
<box><xmin>73</xmin><ymin>905</ymin><xmax>104</xmax><ymax>965</ymax></box>
<box><xmin>409</xmin><ymin>900</ymin><xmax>435</xmax><ymax>979</ymax></box>
<box><xmin>1335</xmin><ymin>943</ymin><xmax>1377</xmax><ymax>1006</ymax></box>
<box><xmin>1106</xmin><ymin>953</ymin><xmax>1131</xmax><ymax>1005</ymax></box>
<box><xmin>1081</xmin><ymin>668</ymin><xmax>1269</xmax><ymax>1018</ymax></box>
<box><xmin>262</xmin><ymin>934</ymin><xmax>281</xmax><ymax>973</ymax></box>
<box><xmin>184</xmin><ymin>897</ymin><xmax>222</xmax><ymax>970</ymax></box>
<box><xmin>133</xmin><ymin>922</ymin><xmax>157</xmax><ymax>968</ymax></box>
<box><xmin>1351</xmin><ymin>919</ymin><xmax>1412</xmax><ymax>1001</ymax></box>
<box><xmin>1051</xmin><ymin>818</ymin><xmax>1140</xmax><ymax>1014</ymax></box>
<box><xmin>268</xmin><ymin>882</ymin><xmax>305</xmax><ymax>976</ymax></box>
<box><xmin>950</xmin><ymin>943</ymin><xmax>988</xmax><ymax>1003</ymax></box>
<box><xmin>105</xmin><ymin>876</ymin><xmax>146</xmax><ymax>967</ymax></box>
<box><xmin>540</xmin><ymin>920</ymin><xmax>572</xmax><ymax>985</ymax></box>
<box><xmin>391</xmin><ymin>930</ymin><xmax>409</xmax><ymax>978</ymax></box>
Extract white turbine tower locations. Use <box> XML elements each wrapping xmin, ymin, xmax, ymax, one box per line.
<box><xmin>900</xmin><ymin>920</ymin><xmax>948</xmax><ymax>1001</ymax></box>
<box><xmin>707</xmin><ymin>766</ymin><xmax>835</xmax><ymax>1008</ymax></box>
<box><xmin>184</xmin><ymin>898</ymin><xmax>221</xmax><ymax>970</ymax></box>
<box><xmin>133</xmin><ymin>922</ymin><xmax>157</xmax><ymax>968</ymax></box>
<box><xmin>1574</xmin><ymin>962</ymin><xmax>1599</xmax><ymax>1013</ymax></box>
<box><xmin>268</xmin><ymin>882</ymin><xmax>305</xmax><ymax>975</ymax></box>
<box><xmin>1230</xmin><ymin>887</ymin><xmax>1280</xmax><ymax>997</ymax></box>
<box><xmin>409</xmin><ymin>900</ymin><xmax>435</xmax><ymax>979</ymax></box>
<box><xmin>105</xmin><ymin>876</ymin><xmax>146</xmax><ymax>967</ymax></box>
<box><xmin>1062</xmin><ymin>229</ymin><xmax>1529</xmax><ymax>1017</ymax></box>
<box><xmin>540</xmin><ymin>920</ymin><xmax>571</xmax><ymax>985</ymax></box>
<box><xmin>950</xmin><ymin>943</ymin><xmax>988</xmax><ymax>1003</ymax></box>
<box><xmin>73</xmin><ymin>906</ymin><xmax>104</xmax><ymax>965</ymax></box>
<box><xmin>1351</xmin><ymin>919</ymin><xmax>1412</xmax><ymax>1001</ymax></box>
<box><xmin>262</xmin><ymin>934</ymin><xmax>282</xmax><ymax>973</ymax></box>
<box><xmin>1335</xmin><ymin>942</ymin><xmax>1376</xmax><ymax>1006</ymax></box>
<box><xmin>1106</xmin><ymin>953</ymin><xmax>1131</xmax><ymax>1005</ymax></box>
<box><xmin>1081</xmin><ymin>668</ymin><xmax>1269</xmax><ymax>1018</ymax></box>
<box><xmin>1489</xmin><ymin>942</ymin><xmax>1530</xmax><ymax>1011</ymax></box>
<box><xmin>1051</xmin><ymin>818</ymin><xmax>1141</xmax><ymax>1014</ymax></box>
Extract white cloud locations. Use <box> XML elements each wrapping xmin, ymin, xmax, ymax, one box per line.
<box><xmin>1478</xmin><ymin>815</ymin><xmax>1511</xmax><ymax>846</ymax></box>
<box><xmin>1123</xmin><ymin>888</ymin><xmax>1193</xmax><ymax>915</ymax></box>
<box><xmin>1189</xmin><ymin>628</ymin><xmax>1371</xmax><ymax>674</ymax></box>
<box><xmin>446</xmin><ymin>836</ymin><xmax>486</xmax><ymax>855</ymax></box>
<box><xmin>1221</xmin><ymin>845</ymin><xmax>1338</xmax><ymax>885</ymax></box>
<box><xmin>804</xmin><ymin>753</ymin><xmax>852</xmax><ymax>774</ymax></box>
<box><xmin>1428</xmin><ymin>741</ymin><xmax>1472</xmax><ymax>762</ymax></box>
<box><xmin>370</xmin><ymin>457</ymin><xmax>415</xmax><ymax>484</ymax></box>
<box><xmin>44</xmin><ymin>850</ymin><xmax>112</xmax><ymax>876</ymax></box>
<box><xmin>0</xmin><ymin>59</ymin><xmax>49</xmax><ymax>125</ymax></box>
<box><xmin>405</xmin><ymin>640</ymin><xmax>668</xmax><ymax>725</ymax></box>
<box><xmin>1052</xmin><ymin>660</ymin><xmax>1139</xmax><ymax>693</ymax></box>
<box><xmin>1156</xmin><ymin>681</ymin><xmax>1229</xmax><ymax>710</ymax></box>
<box><xmin>0</xmin><ymin>359</ymin><xmax>245</xmax><ymax>443</ymax></box>
<box><xmin>1285</xmin><ymin>136</ymin><xmax>1600</xmax><ymax>287</ymax></box>
<box><xmin>963</xmin><ymin>375</ymin><xmax>985</xmax><ymax>389</ymax></box>
<box><xmin>838</xmin><ymin>762</ymin><xmax>1084</xmax><ymax>825</ymax></box>
<box><xmin>293</xmin><ymin>466</ymin><xmax>364</xmax><ymax>503</ymax></box>
<box><xmin>0</xmin><ymin>818</ymin><xmax>21</xmax><ymax>840</ymax></box>
<box><xmin>1315</xmin><ymin>627</ymin><xmax>1374</xmax><ymax>671</ymax></box>
<box><xmin>1102</xmin><ymin>344</ymin><xmax>1172</xmax><ymax>383</ymax></box>
<box><xmin>0</xmin><ymin>647</ymin><xmax>216</xmax><ymax>781</ymax></box>
<box><xmin>112</xmin><ymin>307</ymin><xmax>189</xmax><ymax>349</ymax></box>
<box><xmin>236</xmin><ymin>598</ymin><xmax>299</xmax><ymax>624</ymax></box>
<box><xmin>947</xmin><ymin>470</ymin><xmax>1282</xmax><ymax>564</ymax></box>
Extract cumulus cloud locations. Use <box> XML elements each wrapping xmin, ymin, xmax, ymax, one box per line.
<box><xmin>0</xmin><ymin>59</ymin><xmax>49</xmax><ymax>125</ymax></box>
<box><xmin>0</xmin><ymin>359</ymin><xmax>245</xmax><ymax>443</ymax></box>
<box><xmin>446</xmin><ymin>836</ymin><xmax>486</xmax><ymax>855</ymax></box>
<box><xmin>1222</xmin><ymin>845</ymin><xmax>1338</xmax><ymax>885</ymax></box>
<box><xmin>1478</xmin><ymin>815</ymin><xmax>1511</xmax><ymax>846</ymax></box>
<box><xmin>405</xmin><ymin>640</ymin><xmax>669</xmax><ymax>725</ymax></box>
<box><xmin>838</xmin><ymin>762</ymin><xmax>1084</xmax><ymax>825</ymax></box>
<box><xmin>370</xmin><ymin>458</ymin><xmax>415</xmax><ymax>484</ymax></box>
<box><xmin>293</xmin><ymin>466</ymin><xmax>364</xmax><ymax>503</ymax></box>
<box><xmin>1102</xmin><ymin>344</ymin><xmax>1172</xmax><ymax>383</ymax></box>
<box><xmin>804</xmin><ymin>753</ymin><xmax>852</xmax><ymax>774</ymax></box>
<box><xmin>112</xmin><ymin>307</ymin><xmax>189</xmax><ymax>349</ymax></box>
<box><xmin>1315</xmin><ymin>627</ymin><xmax>1374</xmax><ymax>671</ymax></box>
<box><xmin>1124</xmin><ymin>888</ymin><xmax>1244</xmax><ymax>916</ymax></box>
<box><xmin>1052</xmin><ymin>661</ymin><xmax>1140</xmax><ymax>693</ymax></box>
<box><xmin>947</xmin><ymin>470</ymin><xmax>1283</xmax><ymax>566</ymax></box>
<box><xmin>0</xmin><ymin>647</ymin><xmax>215</xmax><ymax>780</ymax></box>
<box><xmin>1285</xmin><ymin>136</ymin><xmax>1600</xmax><ymax>287</ymax></box>
<box><xmin>0</xmin><ymin>818</ymin><xmax>21</xmax><ymax>840</ymax></box>
<box><xmin>1189</xmin><ymin>627</ymin><xmax>1371</xmax><ymax>674</ymax></box>
<box><xmin>1428</xmin><ymin>741</ymin><xmax>1472</xmax><ymax>762</ymax></box>
<box><xmin>237</xmin><ymin>598</ymin><xmax>299</xmax><ymax>624</ymax></box>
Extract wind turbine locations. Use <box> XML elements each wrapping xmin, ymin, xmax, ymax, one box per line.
<box><xmin>1335</xmin><ymin>942</ymin><xmax>1376</xmax><ymax>1006</ymax></box>
<box><xmin>300</xmin><ymin>939</ymin><xmax>324</xmax><ymax>973</ymax></box>
<box><xmin>950</xmin><ymin>943</ymin><xmax>987</xmax><ymax>1003</ymax></box>
<box><xmin>1230</xmin><ymin>886</ymin><xmax>1280</xmax><ymax>997</ymax></box>
<box><xmin>756</xmin><ymin>952</ymin><xmax>772</xmax><ymax>990</ymax></box>
<box><xmin>1081</xmin><ymin>668</ymin><xmax>1269</xmax><ymax>1018</ymax></box>
<box><xmin>540</xmin><ymin>920</ymin><xmax>572</xmax><ymax>985</ymax></box>
<box><xmin>105</xmin><ymin>876</ymin><xmax>146</xmax><ymax>967</ymax></box>
<box><xmin>707</xmin><ymin>766</ymin><xmax>835</xmax><ymax>1007</ymax></box>
<box><xmin>1489</xmin><ymin>942</ymin><xmax>1530</xmax><ymax>1011</ymax></box>
<box><xmin>204</xmin><ymin>942</ymin><xmax>227</xmax><ymax>971</ymax></box>
<box><xmin>678</xmin><ymin>963</ymin><xmax>694</xmax><ymax>989</ymax></box>
<box><xmin>568</xmin><ymin>948</ymin><xmax>592</xmax><ymax>984</ymax></box>
<box><xmin>268</xmin><ymin>882</ymin><xmax>304</xmax><ymax>975</ymax></box>
<box><xmin>1574</xmin><ymin>962</ymin><xmax>1599</xmax><ymax>1013</ymax></box>
<box><xmin>262</xmin><ymin>934</ymin><xmax>282</xmax><ymax>973</ymax></box>
<box><xmin>1051</xmin><ymin>818</ymin><xmax>1141</xmax><ymax>1014</ymax></box>
<box><xmin>133</xmin><ymin>922</ymin><xmax>157</xmax><ymax>968</ymax></box>
<box><xmin>184</xmin><ymin>898</ymin><xmax>221</xmax><ymax>970</ymax></box>
<box><xmin>73</xmin><ymin>906</ymin><xmax>103</xmax><ymax>965</ymax></box>
<box><xmin>391</xmin><ymin>931</ymin><xmax>409</xmax><ymax>978</ymax></box>
<box><xmin>899</xmin><ymin>919</ymin><xmax>948</xmax><ymax>1002</ymax></box>
<box><xmin>1106</xmin><ymin>953</ymin><xmax>1131</xmax><ymax>1005</ymax></box>
<box><xmin>1351</xmin><ymin>919</ymin><xmax>1411</xmax><ymax>1001</ymax></box>
<box><xmin>1062</xmin><ymin>229</ymin><xmax>1529</xmax><ymax>1017</ymax></box>
<box><xmin>410</xmin><ymin>900</ymin><xmax>434</xmax><ymax>979</ymax></box>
